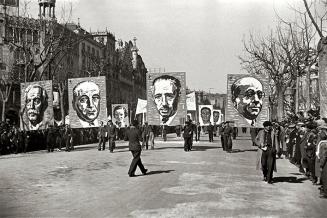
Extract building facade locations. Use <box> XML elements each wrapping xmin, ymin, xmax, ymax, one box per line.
<box><xmin>0</xmin><ymin>0</ymin><xmax>147</xmax><ymax>123</ymax></box>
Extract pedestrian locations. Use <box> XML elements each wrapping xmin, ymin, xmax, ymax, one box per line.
<box><xmin>196</xmin><ymin>122</ymin><xmax>201</xmax><ymax>141</ymax></box>
<box><xmin>219</xmin><ymin>122</ymin><xmax>225</xmax><ymax>150</ymax></box>
<box><xmin>183</xmin><ymin>121</ymin><xmax>193</xmax><ymax>151</ymax></box>
<box><xmin>64</xmin><ymin>125</ymin><xmax>73</xmax><ymax>152</ymax></box>
<box><xmin>46</xmin><ymin>125</ymin><xmax>56</xmax><ymax>152</ymax></box>
<box><xmin>97</xmin><ymin>121</ymin><xmax>107</xmax><ymax>151</ymax></box>
<box><xmin>223</xmin><ymin>121</ymin><xmax>233</xmax><ymax>152</ymax></box>
<box><xmin>142</xmin><ymin>122</ymin><xmax>151</xmax><ymax>150</ymax></box>
<box><xmin>254</xmin><ymin>121</ymin><xmax>277</xmax><ymax>184</ymax></box>
<box><xmin>125</xmin><ymin>120</ymin><xmax>148</xmax><ymax>177</ymax></box>
<box><xmin>315</xmin><ymin>119</ymin><xmax>327</xmax><ymax>186</ymax></box>
<box><xmin>232</xmin><ymin>127</ymin><xmax>238</xmax><ymax>139</ymax></box>
<box><xmin>242</xmin><ymin>127</ymin><xmax>247</xmax><ymax>134</ymax></box>
<box><xmin>149</xmin><ymin>125</ymin><xmax>155</xmax><ymax>150</ymax></box>
<box><xmin>207</xmin><ymin>122</ymin><xmax>214</xmax><ymax>142</ymax></box>
<box><xmin>107</xmin><ymin>120</ymin><xmax>117</xmax><ymax>153</ymax></box>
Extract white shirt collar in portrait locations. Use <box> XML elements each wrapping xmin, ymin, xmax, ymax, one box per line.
<box><xmin>28</xmin><ymin>121</ymin><xmax>44</xmax><ymax>131</ymax></box>
<box><xmin>79</xmin><ymin>119</ymin><xmax>99</xmax><ymax>128</ymax></box>
<box><xmin>160</xmin><ymin>113</ymin><xmax>176</xmax><ymax>126</ymax></box>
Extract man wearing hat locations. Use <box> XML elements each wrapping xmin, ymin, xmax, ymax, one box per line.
<box><xmin>183</xmin><ymin>120</ymin><xmax>194</xmax><ymax>151</ymax></box>
<box><xmin>223</xmin><ymin>121</ymin><xmax>233</xmax><ymax>152</ymax></box>
<box><xmin>254</xmin><ymin>121</ymin><xmax>277</xmax><ymax>184</ymax></box>
<box><xmin>142</xmin><ymin>122</ymin><xmax>151</xmax><ymax>150</ymax></box>
<box><xmin>107</xmin><ymin>120</ymin><xmax>117</xmax><ymax>153</ymax></box>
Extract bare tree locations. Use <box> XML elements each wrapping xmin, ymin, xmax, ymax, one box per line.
<box><xmin>303</xmin><ymin>0</ymin><xmax>327</xmax><ymax>118</ymax></box>
<box><xmin>240</xmin><ymin>20</ymin><xmax>317</xmax><ymax>121</ymax></box>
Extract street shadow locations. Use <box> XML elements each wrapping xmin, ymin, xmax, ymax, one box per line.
<box><xmin>191</xmin><ymin>146</ymin><xmax>219</xmax><ymax>151</ymax></box>
<box><xmin>272</xmin><ymin>176</ymin><xmax>307</xmax><ymax>183</ymax></box>
<box><xmin>290</xmin><ymin>173</ymin><xmax>303</xmax><ymax>176</ymax></box>
<box><xmin>227</xmin><ymin>148</ymin><xmax>258</xmax><ymax>153</ymax></box>
<box><xmin>146</xmin><ymin>170</ymin><xmax>175</xmax><ymax>175</ymax></box>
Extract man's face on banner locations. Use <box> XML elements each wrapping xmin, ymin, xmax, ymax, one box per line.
<box><xmin>201</xmin><ymin>108</ymin><xmax>211</xmax><ymax>123</ymax></box>
<box><xmin>25</xmin><ymin>85</ymin><xmax>47</xmax><ymax>125</ymax></box>
<box><xmin>114</xmin><ymin>107</ymin><xmax>125</xmax><ymax>122</ymax></box>
<box><xmin>73</xmin><ymin>81</ymin><xmax>100</xmax><ymax>122</ymax></box>
<box><xmin>153</xmin><ymin>78</ymin><xmax>179</xmax><ymax>119</ymax></box>
<box><xmin>213</xmin><ymin>111</ymin><xmax>220</xmax><ymax>123</ymax></box>
<box><xmin>232</xmin><ymin>77</ymin><xmax>264</xmax><ymax>120</ymax></box>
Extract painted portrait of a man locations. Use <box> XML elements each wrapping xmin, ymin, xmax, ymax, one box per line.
<box><xmin>21</xmin><ymin>82</ymin><xmax>53</xmax><ymax>131</ymax></box>
<box><xmin>231</xmin><ymin>76</ymin><xmax>265</xmax><ymax>126</ymax></box>
<box><xmin>213</xmin><ymin>110</ymin><xmax>221</xmax><ymax>123</ymax></box>
<box><xmin>72</xmin><ymin>81</ymin><xmax>101</xmax><ymax>127</ymax></box>
<box><xmin>198</xmin><ymin>105</ymin><xmax>213</xmax><ymax>126</ymax></box>
<box><xmin>151</xmin><ymin>75</ymin><xmax>181</xmax><ymax>125</ymax></box>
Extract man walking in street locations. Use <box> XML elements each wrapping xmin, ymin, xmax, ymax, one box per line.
<box><xmin>223</xmin><ymin>121</ymin><xmax>233</xmax><ymax>152</ymax></box>
<box><xmin>125</xmin><ymin>120</ymin><xmax>148</xmax><ymax>177</ymax></box>
<box><xmin>255</xmin><ymin>121</ymin><xmax>277</xmax><ymax>184</ymax></box>
<box><xmin>142</xmin><ymin>122</ymin><xmax>151</xmax><ymax>150</ymax></box>
<box><xmin>64</xmin><ymin>125</ymin><xmax>73</xmax><ymax>152</ymax></box>
<box><xmin>98</xmin><ymin>121</ymin><xmax>107</xmax><ymax>151</ymax></box>
<box><xmin>219</xmin><ymin>122</ymin><xmax>225</xmax><ymax>150</ymax></box>
<box><xmin>208</xmin><ymin>122</ymin><xmax>214</xmax><ymax>142</ymax></box>
<box><xmin>183</xmin><ymin>121</ymin><xmax>193</xmax><ymax>151</ymax></box>
<box><xmin>107</xmin><ymin>120</ymin><xmax>117</xmax><ymax>153</ymax></box>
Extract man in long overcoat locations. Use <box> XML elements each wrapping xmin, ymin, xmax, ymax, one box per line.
<box><xmin>125</xmin><ymin>120</ymin><xmax>148</xmax><ymax>177</ymax></box>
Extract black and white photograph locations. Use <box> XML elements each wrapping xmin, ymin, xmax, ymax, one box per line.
<box><xmin>1</xmin><ymin>0</ymin><xmax>327</xmax><ymax>217</ymax></box>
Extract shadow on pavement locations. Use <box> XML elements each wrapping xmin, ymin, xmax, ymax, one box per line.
<box><xmin>146</xmin><ymin>170</ymin><xmax>175</xmax><ymax>175</ymax></box>
<box><xmin>191</xmin><ymin>146</ymin><xmax>219</xmax><ymax>151</ymax></box>
<box><xmin>273</xmin><ymin>176</ymin><xmax>307</xmax><ymax>183</ymax></box>
<box><xmin>228</xmin><ymin>148</ymin><xmax>258</xmax><ymax>153</ymax></box>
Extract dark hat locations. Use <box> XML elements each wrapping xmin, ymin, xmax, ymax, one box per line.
<box><xmin>263</xmin><ymin>121</ymin><xmax>273</xmax><ymax>127</ymax></box>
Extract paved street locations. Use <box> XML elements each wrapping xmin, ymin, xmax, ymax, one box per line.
<box><xmin>0</xmin><ymin>133</ymin><xmax>326</xmax><ymax>218</ymax></box>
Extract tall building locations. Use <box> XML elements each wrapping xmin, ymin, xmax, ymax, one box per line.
<box><xmin>0</xmin><ymin>0</ymin><xmax>147</xmax><ymax>123</ymax></box>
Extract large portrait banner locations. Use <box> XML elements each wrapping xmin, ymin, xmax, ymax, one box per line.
<box><xmin>146</xmin><ymin>72</ymin><xmax>186</xmax><ymax>126</ymax></box>
<box><xmin>20</xmin><ymin>80</ymin><xmax>54</xmax><ymax>131</ymax></box>
<box><xmin>112</xmin><ymin>104</ymin><xmax>129</xmax><ymax>128</ymax></box>
<box><xmin>68</xmin><ymin>76</ymin><xmax>107</xmax><ymax>128</ymax></box>
<box><xmin>199</xmin><ymin>105</ymin><xmax>213</xmax><ymax>126</ymax></box>
<box><xmin>213</xmin><ymin>109</ymin><xmax>222</xmax><ymax>125</ymax></box>
<box><xmin>226</xmin><ymin>74</ymin><xmax>269</xmax><ymax>128</ymax></box>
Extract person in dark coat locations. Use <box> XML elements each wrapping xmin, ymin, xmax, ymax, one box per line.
<box><xmin>196</xmin><ymin>122</ymin><xmax>201</xmax><ymax>141</ymax></box>
<box><xmin>223</xmin><ymin>122</ymin><xmax>233</xmax><ymax>152</ymax></box>
<box><xmin>142</xmin><ymin>122</ymin><xmax>151</xmax><ymax>150</ymax></box>
<box><xmin>218</xmin><ymin>123</ymin><xmax>225</xmax><ymax>150</ymax></box>
<box><xmin>183</xmin><ymin>121</ymin><xmax>193</xmax><ymax>152</ymax></box>
<box><xmin>107</xmin><ymin>120</ymin><xmax>117</xmax><ymax>153</ymax></box>
<box><xmin>64</xmin><ymin>125</ymin><xmax>73</xmax><ymax>152</ymax></box>
<box><xmin>97</xmin><ymin>121</ymin><xmax>107</xmax><ymax>151</ymax></box>
<box><xmin>23</xmin><ymin>130</ymin><xmax>30</xmax><ymax>153</ymax></box>
<box><xmin>46</xmin><ymin>125</ymin><xmax>56</xmax><ymax>152</ymax></box>
<box><xmin>124</xmin><ymin>120</ymin><xmax>148</xmax><ymax>177</ymax></box>
<box><xmin>207</xmin><ymin>122</ymin><xmax>214</xmax><ymax>142</ymax></box>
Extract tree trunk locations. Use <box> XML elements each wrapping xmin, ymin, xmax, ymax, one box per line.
<box><xmin>1</xmin><ymin>100</ymin><xmax>6</xmax><ymax>121</ymax></box>
<box><xmin>59</xmin><ymin>82</ymin><xmax>66</xmax><ymax>125</ymax></box>
<box><xmin>318</xmin><ymin>37</ymin><xmax>327</xmax><ymax>118</ymax></box>
<box><xmin>277</xmin><ymin>88</ymin><xmax>285</xmax><ymax>122</ymax></box>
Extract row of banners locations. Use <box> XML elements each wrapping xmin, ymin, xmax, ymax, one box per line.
<box><xmin>19</xmin><ymin>73</ymin><xmax>269</xmax><ymax>131</ymax></box>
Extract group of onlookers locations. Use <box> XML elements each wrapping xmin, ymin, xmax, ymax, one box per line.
<box><xmin>248</xmin><ymin>114</ymin><xmax>327</xmax><ymax>198</ymax></box>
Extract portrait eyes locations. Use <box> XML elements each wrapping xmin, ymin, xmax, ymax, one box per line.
<box><xmin>79</xmin><ymin>96</ymin><xmax>89</xmax><ymax>104</ymax></box>
<box><xmin>92</xmin><ymin>95</ymin><xmax>100</xmax><ymax>101</ymax></box>
<box><xmin>27</xmin><ymin>98</ymin><xmax>41</xmax><ymax>104</ymax></box>
<box><xmin>244</xmin><ymin>90</ymin><xmax>265</xmax><ymax>99</ymax></box>
<box><xmin>154</xmin><ymin>93</ymin><xmax>175</xmax><ymax>101</ymax></box>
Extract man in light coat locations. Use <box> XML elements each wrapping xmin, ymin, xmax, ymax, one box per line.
<box><xmin>255</xmin><ymin>121</ymin><xmax>277</xmax><ymax>184</ymax></box>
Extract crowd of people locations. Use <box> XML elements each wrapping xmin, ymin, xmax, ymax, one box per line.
<box><xmin>2</xmin><ymin>110</ymin><xmax>327</xmax><ymax>197</ymax></box>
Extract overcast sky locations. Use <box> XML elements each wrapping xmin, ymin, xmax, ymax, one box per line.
<box><xmin>30</xmin><ymin>0</ymin><xmax>306</xmax><ymax>93</ymax></box>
